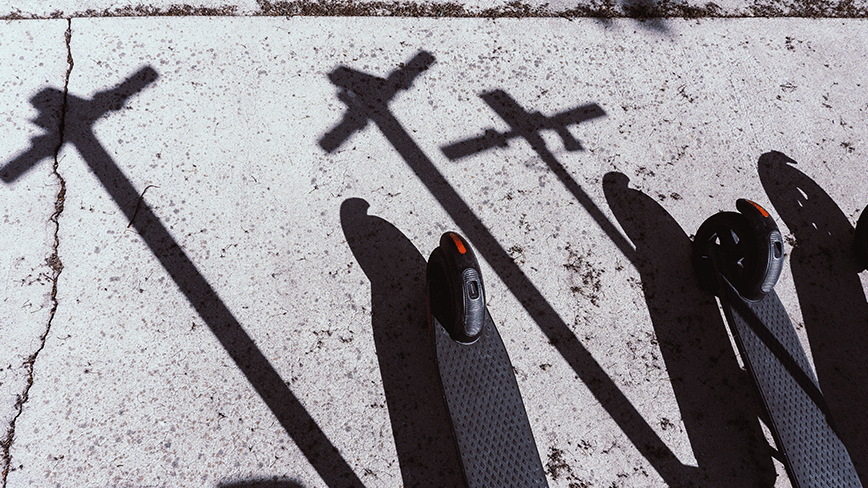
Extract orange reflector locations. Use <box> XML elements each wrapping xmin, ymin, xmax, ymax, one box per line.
<box><xmin>450</xmin><ymin>233</ymin><xmax>467</xmax><ymax>254</ymax></box>
<box><xmin>747</xmin><ymin>200</ymin><xmax>770</xmax><ymax>218</ymax></box>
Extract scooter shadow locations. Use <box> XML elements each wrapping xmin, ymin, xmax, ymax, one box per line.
<box><xmin>758</xmin><ymin>151</ymin><xmax>868</xmax><ymax>484</ymax></box>
<box><xmin>603</xmin><ymin>172</ymin><xmax>777</xmax><ymax>487</ymax></box>
<box><xmin>340</xmin><ymin>198</ymin><xmax>464</xmax><ymax>487</ymax></box>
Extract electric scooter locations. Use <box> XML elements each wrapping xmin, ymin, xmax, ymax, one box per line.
<box><xmin>426</xmin><ymin>232</ymin><xmax>548</xmax><ymax>488</ymax></box>
<box><xmin>693</xmin><ymin>199</ymin><xmax>862</xmax><ymax>488</ymax></box>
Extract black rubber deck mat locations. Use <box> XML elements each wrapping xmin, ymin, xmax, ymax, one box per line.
<box><xmin>720</xmin><ymin>277</ymin><xmax>862</xmax><ymax>488</ymax></box>
<box><xmin>432</xmin><ymin>310</ymin><xmax>548</xmax><ymax>487</ymax></box>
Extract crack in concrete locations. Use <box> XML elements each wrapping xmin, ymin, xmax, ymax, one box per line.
<box><xmin>0</xmin><ymin>19</ymin><xmax>72</xmax><ymax>488</ymax></box>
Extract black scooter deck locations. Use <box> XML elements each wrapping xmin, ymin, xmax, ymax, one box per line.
<box><xmin>719</xmin><ymin>277</ymin><xmax>861</xmax><ymax>488</ymax></box>
<box><xmin>432</xmin><ymin>310</ymin><xmax>548</xmax><ymax>488</ymax></box>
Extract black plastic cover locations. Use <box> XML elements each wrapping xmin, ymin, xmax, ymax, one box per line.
<box><xmin>735</xmin><ymin>199</ymin><xmax>785</xmax><ymax>299</ymax></box>
<box><xmin>429</xmin><ymin>232</ymin><xmax>486</xmax><ymax>344</ymax></box>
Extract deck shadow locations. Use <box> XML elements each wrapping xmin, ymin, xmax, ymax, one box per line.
<box><xmin>340</xmin><ymin>198</ymin><xmax>464</xmax><ymax>487</ymax></box>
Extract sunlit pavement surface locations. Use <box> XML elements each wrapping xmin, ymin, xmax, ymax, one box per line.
<box><xmin>2</xmin><ymin>14</ymin><xmax>868</xmax><ymax>488</ymax></box>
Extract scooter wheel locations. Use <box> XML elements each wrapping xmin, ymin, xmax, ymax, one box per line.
<box><xmin>693</xmin><ymin>212</ymin><xmax>755</xmax><ymax>296</ymax></box>
<box><xmin>693</xmin><ymin>202</ymin><xmax>784</xmax><ymax>301</ymax></box>
<box><xmin>856</xmin><ymin>204</ymin><xmax>868</xmax><ymax>270</ymax></box>
<box><xmin>427</xmin><ymin>232</ymin><xmax>486</xmax><ymax>344</ymax></box>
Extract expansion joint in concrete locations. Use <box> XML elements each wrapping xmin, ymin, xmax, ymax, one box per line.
<box><xmin>0</xmin><ymin>19</ymin><xmax>72</xmax><ymax>488</ymax></box>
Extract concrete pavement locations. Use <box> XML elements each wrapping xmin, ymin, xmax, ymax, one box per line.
<box><xmin>2</xmin><ymin>15</ymin><xmax>867</xmax><ymax>488</ymax></box>
<box><xmin>1</xmin><ymin>17</ymin><xmax>70</xmax><ymax>487</ymax></box>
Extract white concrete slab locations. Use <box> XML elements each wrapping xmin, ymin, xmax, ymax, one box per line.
<box><xmin>2</xmin><ymin>16</ymin><xmax>867</xmax><ymax>488</ymax></box>
<box><xmin>0</xmin><ymin>18</ymin><xmax>69</xmax><ymax>482</ymax></box>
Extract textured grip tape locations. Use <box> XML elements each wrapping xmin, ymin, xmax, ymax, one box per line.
<box><xmin>434</xmin><ymin>311</ymin><xmax>548</xmax><ymax>488</ymax></box>
<box><xmin>721</xmin><ymin>281</ymin><xmax>862</xmax><ymax>488</ymax></box>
